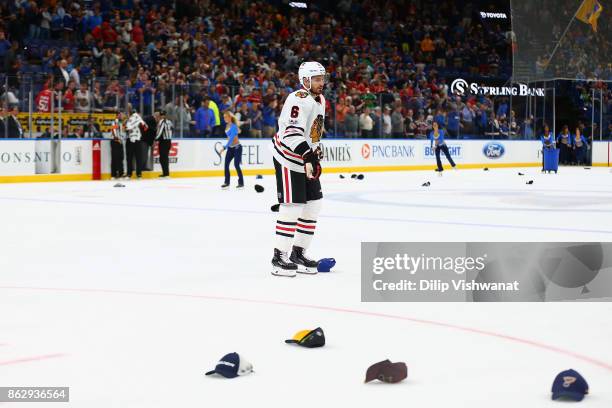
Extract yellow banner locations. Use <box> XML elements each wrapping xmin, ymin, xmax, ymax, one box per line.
<box><xmin>576</xmin><ymin>0</ymin><xmax>603</xmax><ymax>31</ymax></box>
<box><xmin>16</xmin><ymin>113</ymin><xmax>117</xmax><ymax>135</ymax></box>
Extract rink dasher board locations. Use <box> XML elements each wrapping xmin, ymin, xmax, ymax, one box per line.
<box><xmin>0</xmin><ymin>139</ymin><xmax>609</xmax><ymax>183</ymax></box>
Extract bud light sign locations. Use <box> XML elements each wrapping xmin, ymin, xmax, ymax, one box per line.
<box><xmin>424</xmin><ymin>145</ymin><xmax>462</xmax><ymax>159</ymax></box>
<box><xmin>483</xmin><ymin>142</ymin><xmax>505</xmax><ymax>159</ymax></box>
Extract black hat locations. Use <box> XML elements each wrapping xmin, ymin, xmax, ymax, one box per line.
<box><xmin>365</xmin><ymin>360</ymin><xmax>408</xmax><ymax>383</ymax></box>
<box><xmin>285</xmin><ymin>327</ymin><xmax>325</xmax><ymax>348</ymax></box>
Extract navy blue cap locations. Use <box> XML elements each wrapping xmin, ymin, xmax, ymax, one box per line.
<box><xmin>205</xmin><ymin>353</ymin><xmax>253</xmax><ymax>378</ymax></box>
<box><xmin>317</xmin><ymin>258</ymin><xmax>336</xmax><ymax>272</ymax></box>
<box><xmin>552</xmin><ymin>369</ymin><xmax>589</xmax><ymax>401</ymax></box>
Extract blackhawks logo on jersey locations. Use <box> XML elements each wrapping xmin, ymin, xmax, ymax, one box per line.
<box><xmin>310</xmin><ymin>114</ymin><xmax>324</xmax><ymax>143</ymax></box>
<box><xmin>295</xmin><ymin>90</ymin><xmax>309</xmax><ymax>98</ymax></box>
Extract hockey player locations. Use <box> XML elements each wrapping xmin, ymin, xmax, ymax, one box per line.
<box><xmin>125</xmin><ymin>108</ymin><xmax>148</xmax><ymax>179</ymax></box>
<box><xmin>271</xmin><ymin>61</ymin><xmax>327</xmax><ymax>278</ymax></box>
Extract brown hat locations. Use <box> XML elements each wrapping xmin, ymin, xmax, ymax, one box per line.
<box><xmin>365</xmin><ymin>360</ymin><xmax>408</xmax><ymax>383</ymax></box>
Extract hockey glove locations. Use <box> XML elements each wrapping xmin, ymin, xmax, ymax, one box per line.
<box><xmin>303</xmin><ymin>149</ymin><xmax>322</xmax><ymax>180</ymax></box>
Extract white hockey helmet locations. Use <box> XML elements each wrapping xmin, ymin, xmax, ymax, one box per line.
<box><xmin>298</xmin><ymin>61</ymin><xmax>326</xmax><ymax>90</ymax></box>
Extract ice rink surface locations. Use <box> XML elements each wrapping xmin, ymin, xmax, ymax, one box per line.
<box><xmin>1</xmin><ymin>167</ymin><xmax>612</xmax><ymax>407</ymax></box>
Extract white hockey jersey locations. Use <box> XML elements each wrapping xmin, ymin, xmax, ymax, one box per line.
<box><xmin>125</xmin><ymin>112</ymin><xmax>146</xmax><ymax>142</ymax></box>
<box><xmin>271</xmin><ymin>89</ymin><xmax>325</xmax><ymax>172</ymax></box>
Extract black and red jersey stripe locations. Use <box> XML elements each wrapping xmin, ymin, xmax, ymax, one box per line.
<box><xmin>296</xmin><ymin>218</ymin><xmax>316</xmax><ymax>235</ymax></box>
<box><xmin>276</xmin><ymin>220</ymin><xmax>296</xmax><ymax>238</ymax></box>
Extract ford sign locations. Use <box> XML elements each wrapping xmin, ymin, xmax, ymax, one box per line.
<box><xmin>483</xmin><ymin>142</ymin><xmax>505</xmax><ymax>159</ymax></box>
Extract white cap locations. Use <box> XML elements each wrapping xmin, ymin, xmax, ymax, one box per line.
<box><xmin>298</xmin><ymin>61</ymin><xmax>326</xmax><ymax>90</ymax></box>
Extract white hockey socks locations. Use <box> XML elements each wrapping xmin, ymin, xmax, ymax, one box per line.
<box><xmin>293</xmin><ymin>199</ymin><xmax>322</xmax><ymax>250</ymax></box>
<box><xmin>274</xmin><ymin>203</ymin><xmax>304</xmax><ymax>253</ymax></box>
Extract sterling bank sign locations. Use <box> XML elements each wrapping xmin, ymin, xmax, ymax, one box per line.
<box><xmin>450</xmin><ymin>79</ymin><xmax>545</xmax><ymax>97</ymax></box>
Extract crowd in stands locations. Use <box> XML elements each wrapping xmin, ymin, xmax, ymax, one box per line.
<box><xmin>514</xmin><ymin>0</ymin><xmax>612</xmax><ymax>81</ymax></box>
<box><xmin>0</xmin><ymin>0</ymin><xmax>609</xmax><ymax>141</ymax></box>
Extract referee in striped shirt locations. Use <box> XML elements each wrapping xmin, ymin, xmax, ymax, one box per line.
<box><xmin>155</xmin><ymin>110</ymin><xmax>173</xmax><ymax>178</ymax></box>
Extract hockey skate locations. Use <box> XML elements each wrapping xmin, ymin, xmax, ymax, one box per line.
<box><xmin>290</xmin><ymin>246</ymin><xmax>319</xmax><ymax>275</ymax></box>
<box><xmin>271</xmin><ymin>248</ymin><xmax>297</xmax><ymax>277</ymax></box>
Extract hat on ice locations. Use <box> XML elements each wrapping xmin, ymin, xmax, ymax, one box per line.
<box><xmin>205</xmin><ymin>352</ymin><xmax>254</xmax><ymax>378</ymax></box>
<box><xmin>285</xmin><ymin>327</ymin><xmax>325</xmax><ymax>348</ymax></box>
<box><xmin>551</xmin><ymin>369</ymin><xmax>589</xmax><ymax>401</ymax></box>
<box><xmin>365</xmin><ymin>360</ymin><xmax>408</xmax><ymax>383</ymax></box>
<box><xmin>317</xmin><ymin>258</ymin><xmax>336</xmax><ymax>272</ymax></box>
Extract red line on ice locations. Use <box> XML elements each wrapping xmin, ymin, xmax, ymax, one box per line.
<box><xmin>0</xmin><ymin>353</ymin><xmax>66</xmax><ymax>367</ymax></box>
<box><xmin>1</xmin><ymin>286</ymin><xmax>611</xmax><ymax>372</ymax></box>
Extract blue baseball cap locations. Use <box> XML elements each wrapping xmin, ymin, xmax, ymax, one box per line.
<box><xmin>317</xmin><ymin>258</ymin><xmax>336</xmax><ymax>272</ymax></box>
<box><xmin>205</xmin><ymin>352</ymin><xmax>253</xmax><ymax>379</ymax></box>
<box><xmin>551</xmin><ymin>369</ymin><xmax>589</xmax><ymax>401</ymax></box>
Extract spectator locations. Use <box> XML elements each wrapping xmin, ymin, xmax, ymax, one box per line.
<box><xmin>26</xmin><ymin>2</ymin><xmax>41</xmax><ymax>40</ymax></box>
<box><xmin>335</xmin><ymin>98</ymin><xmax>350</xmax><ymax>136</ymax></box>
<box><xmin>194</xmin><ymin>98</ymin><xmax>215</xmax><ymax>138</ymax></box>
<box><xmin>359</xmin><ymin>107</ymin><xmax>373</xmax><ymax>137</ymax></box>
<box><xmin>176</xmin><ymin>99</ymin><xmax>192</xmax><ymax>138</ymax></box>
<box><xmin>0</xmin><ymin>31</ymin><xmax>10</xmax><ymax>68</ymax></box>
<box><xmin>236</xmin><ymin>103</ymin><xmax>251</xmax><ymax>137</ymax></box>
<box><xmin>2</xmin><ymin>106</ymin><xmax>23</xmax><ymax>138</ymax></box>
<box><xmin>344</xmin><ymin>105</ymin><xmax>359</xmax><ymax>138</ymax></box>
<box><xmin>415</xmin><ymin>113</ymin><xmax>428</xmax><ymax>139</ymax></box>
<box><xmin>131</xmin><ymin>20</ymin><xmax>144</xmax><ymax>45</ymax></box>
<box><xmin>461</xmin><ymin>103</ymin><xmax>475</xmax><ymax>135</ymax></box>
<box><xmin>383</xmin><ymin>106</ymin><xmax>392</xmax><ymax>138</ymax></box>
<box><xmin>53</xmin><ymin>59</ymin><xmax>70</xmax><ymax>86</ymax></box>
<box><xmin>67</xmin><ymin>56</ymin><xmax>80</xmax><ymax>85</ymax></box>
<box><xmin>4</xmin><ymin>41</ymin><xmax>20</xmax><ymax>82</ymax></box>
<box><xmin>92</xmin><ymin>21</ymin><xmax>118</xmax><ymax>47</ymax></box>
<box><xmin>405</xmin><ymin>109</ymin><xmax>416</xmax><ymax>138</ymax></box>
<box><xmin>446</xmin><ymin>106</ymin><xmax>460</xmax><ymax>137</ymax></box>
<box><xmin>62</xmin><ymin>81</ymin><xmax>76</xmax><ymax>112</ymax></box>
<box><xmin>35</xmin><ymin>80</ymin><xmax>53</xmax><ymax>112</ymax></box>
<box><xmin>391</xmin><ymin>107</ymin><xmax>404</xmax><ymax>138</ymax></box>
<box><xmin>50</xmin><ymin>6</ymin><xmax>63</xmax><ymax>39</ymax></box>
<box><xmin>248</xmin><ymin>101</ymin><xmax>263</xmax><ymax>138</ymax></box>
<box><xmin>103</xmin><ymin>80</ymin><xmax>122</xmax><ymax>111</ymax></box>
<box><xmin>497</xmin><ymin>99</ymin><xmax>509</xmax><ymax>119</ymax></box>
<box><xmin>262</xmin><ymin>98</ymin><xmax>277</xmax><ymax>138</ymax></box>
<box><xmin>208</xmin><ymin>97</ymin><xmax>222</xmax><ymax>137</ymax></box>
<box><xmin>62</xmin><ymin>8</ymin><xmax>75</xmax><ymax>41</ymax></box>
<box><xmin>164</xmin><ymin>96</ymin><xmax>180</xmax><ymax>127</ymax></box>
<box><xmin>475</xmin><ymin>104</ymin><xmax>489</xmax><ymax>136</ymax></box>
<box><xmin>371</xmin><ymin>106</ymin><xmax>382</xmax><ymax>137</ymax></box>
<box><xmin>1</xmin><ymin>85</ymin><xmax>19</xmax><ymax>108</ymax></box>
<box><xmin>101</xmin><ymin>48</ymin><xmax>120</xmax><ymax>78</ymax></box>
<box><xmin>433</xmin><ymin>109</ymin><xmax>446</xmax><ymax>128</ymax></box>
<box><xmin>75</xmin><ymin>82</ymin><xmax>92</xmax><ymax>113</ymax></box>
<box><xmin>40</xmin><ymin>5</ymin><xmax>51</xmax><ymax>39</ymax></box>
<box><xmin>523</xmin><ymin>116</ymin><xmax>534</xmax><ymax>139</ymax></box>
<box><xmin>421</xmin><ymin>34</ymin><xmax>435</xmax><ymax>61</ymax></box>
